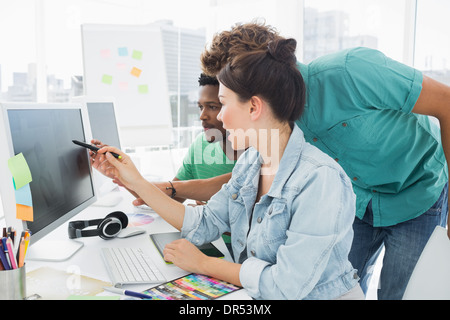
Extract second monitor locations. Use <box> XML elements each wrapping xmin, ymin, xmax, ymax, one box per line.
<box><xmin>72</xmin><ymin>96</ymin><xmax>123</xmax><ymax>206</ymax></box>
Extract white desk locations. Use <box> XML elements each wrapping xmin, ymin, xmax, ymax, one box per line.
<box><xmin>23</xmin><ymin>189</ymin><xmax>251</xmax><ymax>300</ymax></box>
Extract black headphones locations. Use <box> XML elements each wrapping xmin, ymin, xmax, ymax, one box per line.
<box><xmin>68</xmin><ymin>211</ymin><xmax>128</xmax><ymax>240</ymax></box>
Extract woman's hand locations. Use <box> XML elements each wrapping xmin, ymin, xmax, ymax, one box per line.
<box><xmin>90</xmin><ymin>139</ymin><xmax>115</xmax><ymax>178</ymax></box>
<box><xmin>163</xmin><ymin>239</ymin><xmax>209</xmax><ymax>274</ymax></box>
<box><xmin>96</xmin><ymin>145</ymin><xmax>145</xmax><ymax>192</ymax></box>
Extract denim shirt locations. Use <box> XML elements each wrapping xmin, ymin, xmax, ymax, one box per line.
<box><xmin>182</xmin><ymin>125</ymin><xmax>359</xmax><ymax>300</ymax></box>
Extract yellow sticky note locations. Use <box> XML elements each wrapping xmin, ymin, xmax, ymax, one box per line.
<box><xmin>16</xmin><ymin>203</ymin><xmax>33</xmax><ymax>222</ymax></box>
<box><xmin>138</xmin><ymin>84</ymin><xmax>149</xmax><ymax>94</ymax></box>
<box><xmin>130</xmin><ymin>67</ymin><xmax>142</xmax><ymax>78</ymax></box>
<box><xmin>8</xmin><ymin>153</ymin><xmax>32</xmax><ymax>190</ymax></box>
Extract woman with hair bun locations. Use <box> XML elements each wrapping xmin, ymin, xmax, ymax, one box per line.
<box><xmin>200</xmin><ymin>21</ymin><xmax>450</xmax><ymax>300</ymax></box>
<box><xmin>97</xmin><ymin>37</ymin><xmax>364</xmax><ymax>300</ymax></box>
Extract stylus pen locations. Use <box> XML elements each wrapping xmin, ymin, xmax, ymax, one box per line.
<box><xmin>72</xmin><ymin>140</ymin><xmax>122</xmax><ymax>159</ymax></box>
<box><xmin>103</xmin><ymin>287</ymin><xmax>153</xmax><ymax>300</ymax></box>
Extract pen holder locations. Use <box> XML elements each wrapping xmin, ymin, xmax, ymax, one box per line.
<box><xmin>0</xmin><ymin>264</ymin><xmax>26</xmax><ymax>300</ymax></box>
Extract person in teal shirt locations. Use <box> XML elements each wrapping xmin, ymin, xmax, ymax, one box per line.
<box><xmin>171</xmin><ymin>22</ymin><xmax>449</xmax><ymax>300</ymax></box>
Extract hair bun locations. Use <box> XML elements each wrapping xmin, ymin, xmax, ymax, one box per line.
<box><xmin>267</xmin><ymin>38</ymin><xmax>297</xmax><ymax>65</ymax></box>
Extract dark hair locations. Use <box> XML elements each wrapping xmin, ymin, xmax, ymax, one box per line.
<box><xmin>217</xmin><ymin>38</ymin><xmax>305</xmax><ymax>122</ymax></box>
<box><xmin>198</xmin><ymin>73</ymin><xmax>219</xmax><ymax>87</ymax></box>
<box><xmin>201</xmin><ymin>21</ymin><xmax>281</xmax><ymax>76</ymax></box>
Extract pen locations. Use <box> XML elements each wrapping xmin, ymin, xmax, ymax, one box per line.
<box><xmin>72</xmin><ymin>140</ymin><xmax>122</xmax><ymax>159</ymax></box>
<box><xmin>6</xmin><ymin>238</ymin><xmax>17</xmax><ymax>269</ymax></box>
<box><xmin>103</xmin><ymin>287</ymin><xmax>153</xmax><ymax>300</ymax></box>
<box><xmin>1</xmin><ymin>238</ymin><xmax>11</xmax><ymax>268</ymax></box>
<box><xmin>0</xmin><ymin>241</ymin><xmax>10</xmax><ymax>270</ymax></box>
<box><xmin>24</xmin><ymin>233</ymin><xmax>30</xmax><ymax>257</ymax></box>
<box><xmin>17</xmin><ymin>238</ymin><xmax>25</xmax><ymax>268</ymax></box>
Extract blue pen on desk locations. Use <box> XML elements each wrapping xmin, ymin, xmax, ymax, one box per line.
<box><xmin>103</xmin><ymin>287</ymin><xmax>153</xmax><ymax>299</ymax></box>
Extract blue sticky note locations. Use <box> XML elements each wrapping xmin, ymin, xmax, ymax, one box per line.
<box><xmin>14</xmin><ymin>183</ymin><xmax>33</xmax><ymax>207</ymax></box>
<box><xmin>118</xmin><ymin>47</ymin><xmax>128</xmax><ymax>56</ymax></box>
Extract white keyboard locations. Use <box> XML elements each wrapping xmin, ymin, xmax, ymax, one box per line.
<box><xmin>101</xmin><ymin>247</ymin><xmax>166</xmax><ymax>287</ymax></box>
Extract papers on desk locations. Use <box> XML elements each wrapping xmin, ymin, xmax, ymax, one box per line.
<box><xmin>26</xmin><ymin>266</ymin><xmax>111</xmax><ymax>300</ymax></box>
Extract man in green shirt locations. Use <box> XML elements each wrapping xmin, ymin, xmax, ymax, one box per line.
<box><xmin>98</xmin><ymin>74</ymin><xmax>239</xmax><ymax>251</ymax></box>
<box><xmin>168</xmin><ymin>22</ymin><xmax>449</xmax><ymax>300</ymax></box>
<box><xmin>171</xmin><ymin>74</ymin><xmax>239</xmax><ymax>252</ymax></box>
<box><xmin>92</xmin><ymin>74</ymin><xmax>239</xmax><ymax>203</ymax></box>
<box><xmin>175</xmin><ymin>74</ymin><xmax>237</xmax><ymax>182</ymax></box>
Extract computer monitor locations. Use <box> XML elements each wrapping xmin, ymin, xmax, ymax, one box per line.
<box><xmin>72</xmin><ymin>96</ymin><xmax>123</xmax><ymax>206</ymax></box>
<box><xmin>0</xmin><ymin>102</ymin><xmax>97</xmax><ymax>261</ymax></box>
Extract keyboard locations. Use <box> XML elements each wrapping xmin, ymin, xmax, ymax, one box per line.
<box><xmin>101</xmin><ymin>247</ymin><xmax>166</xmax><ymax>287</ymax></box>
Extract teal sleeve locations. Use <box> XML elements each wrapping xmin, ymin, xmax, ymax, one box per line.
<box><xmin>344</xmin><ymin>47</ymin><xmax>423</xmax><ymax>113</ymax></box>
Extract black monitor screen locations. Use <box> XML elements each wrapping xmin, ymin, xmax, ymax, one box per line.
<box><xmin>8</xmin><ymin>108</ymin><xmax>95</xmax><ymax>235</ymax></box>
<box><xmin>87</xmin><ymin>102</ymin><xmax>121</xmax><ymax>149</ymax></box>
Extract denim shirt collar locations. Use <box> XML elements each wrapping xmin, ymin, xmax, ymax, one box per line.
<box><xmin>264</xmin><ymin>124</ymin><xmax>305</xmax><ymax>199</ymax></box>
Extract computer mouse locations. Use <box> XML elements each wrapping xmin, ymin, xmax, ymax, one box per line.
<box><xmin>117</xmin><ymin>227</ymin><xmax>145</xmax><ymax>238</ymax></box>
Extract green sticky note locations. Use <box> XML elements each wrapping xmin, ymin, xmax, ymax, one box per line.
<box><xmin>138</xmin><ymin>84</ymin><xmax>149</xmax><ymax>94</ymax></box>
<box><xmin>132</xmin><ymin>50</ymin><xmax>143</xmax><ymax>60</ymax></box>
<box><xmin>102</xmin><ymin>74</ymin><xmax>113</xmax><ymax>85</ymax></box>
<box><xmin>7</xmin><ymin>153</ymin><xmax>32</xmax><ymax>190</ymax></box>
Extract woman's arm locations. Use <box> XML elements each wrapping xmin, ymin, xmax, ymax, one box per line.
<box><xmin>99</xmin><ymin>147</ymin><xmax>185</xmax><ymax>230</ymax></box>
<box><xmin>412</xmin><ymin>75</ymin><xmax>450</xmax><ymax>237</ymax></box>
<box><xmin>91</xmin><ymin>139</ymin><xmax>231</xmax><ymax>202</ymax></box>
<box><xmin>170</xmin><ymin>173</ymin><xmax>232</xmax><ymax>201</ymax></box>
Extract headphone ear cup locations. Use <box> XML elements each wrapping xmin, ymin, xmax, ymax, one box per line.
<box><xmin>105</xmin><ymin>211</ymin><xmax>128</xmax><ymax>228</ymax></box>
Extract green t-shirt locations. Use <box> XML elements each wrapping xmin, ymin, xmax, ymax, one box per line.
<box><xmin>176</xmin><ymin>133</ymin><xmax>236</xmax><ymax>245</ymax></box>
<box><xmin>296</xmin><ymin>47</ymin><xmax>448</xmax><ymax>227</ymax></box>
<box><xmin>176</xmin><ymin>133</ymin><xmax>236</xmax><ymax>181</ymax></box>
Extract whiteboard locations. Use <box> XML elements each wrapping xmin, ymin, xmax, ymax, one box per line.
<box><xmin>81</xmin><ymin>24</ymin><xmax>172</xmax><ymax>147</ymax></box>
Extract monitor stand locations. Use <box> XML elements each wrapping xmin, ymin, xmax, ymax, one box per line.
<box><xmin>91</xmin><ymin>180</ymin><xmax>123</xmax><ymax>207</ymax></box>
<box><xmin>25</xmin><ymin>240</ymin><xmax>84</xmax><ymax>262</ymax></box>
<box><xmin>92</xmin><ymin>192</ymin><xmax>123</xmax><ymax>207</ymax></box>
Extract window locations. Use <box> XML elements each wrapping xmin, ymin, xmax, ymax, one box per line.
<box><xmin>415</xmin><ymin>0</ymin><xmax>450</xmax><ymax>85</ymax></box>
<box><xmin>0</xmin><ymin>0</ymin><xmax>36</xmax><ymax>102</ymax></box>
<box><xmin>1</xmin><ymin>0</ymin><xmax>449</xmax><ymax>144</ymax></box>
<box><xmin>303</xmin><ymin>0</ymin><xmax>410</xmax><ymax>64</ymax></box>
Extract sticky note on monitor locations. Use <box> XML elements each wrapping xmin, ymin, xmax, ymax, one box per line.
<box><xmin>16</xmin><ymin>203</ymin><xmax>33</xmax><ymax>222</ymax></box>
<box><xmin>7</xmin><ymin>153</ymin><xmax>32</xmax><ymax>190</ymax></box>
<box><xmin>15</xmin><ymin>183</ymin><xmax>33</xmax><ymax>207</ymax></box>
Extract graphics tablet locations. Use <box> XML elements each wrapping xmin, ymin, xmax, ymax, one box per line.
<box><xmin>149</xmin><ymin>232</ymin><xmax>224</xmax><ymax>263</ymax></box>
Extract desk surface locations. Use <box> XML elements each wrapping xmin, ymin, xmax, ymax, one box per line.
<box><xmin>23</xmin><ymin>189</ymin><xmax>250</xmax><ymax>300</ymax></box>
